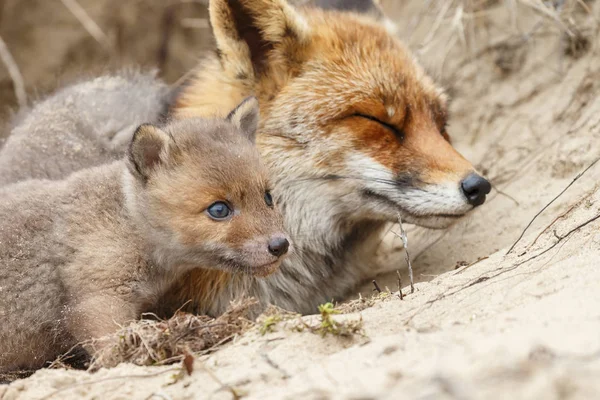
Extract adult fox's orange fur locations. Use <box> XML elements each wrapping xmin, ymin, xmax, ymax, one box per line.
<box><xmin>163</xmin><ymin>0</ymin><xmax>492</xmax><ymax>315</ymax></box>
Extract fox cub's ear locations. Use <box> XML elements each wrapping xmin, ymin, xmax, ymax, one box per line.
<box><xmin>128</xmin><ymin>124</ymin><xmax>172</xmax><ymax>181</ymax></box>
<box><xmin>227</xmin><ymin>96</ymin><xmax>260</xmax><ymax>143</ymax></box>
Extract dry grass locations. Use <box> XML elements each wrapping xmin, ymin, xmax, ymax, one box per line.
<box><xmin>45</xmin><ymin>296</ymin><xmax>372</xmax><ymax>377</ymax></box>
<box><xmin>385</xmin><ymin>0</ymin><xmax>600</xmax><ymax>78</ymax></box>
<box><xmin>80</xmin><ymin>298</ymin><xmax>257</xmax><ymax>370</ymax></box>
<box><xmin>336</xmin><ymin>291</ymin><xmax>396</xmax><ymax>314</ymax></box>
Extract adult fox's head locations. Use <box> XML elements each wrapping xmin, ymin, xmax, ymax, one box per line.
<box><xmin>173</xmin><ymin>0</ymin><xmax>491</xmax><ymax>229</ymax></box>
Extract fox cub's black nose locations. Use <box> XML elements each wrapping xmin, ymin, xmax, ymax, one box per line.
<box><xmin>268</xmin><ymin>237</ymin><xmax>290</xmax><ymax>257</ymax></box>
<box><xmin>461</xmin><ymin>173</ymin><xmax>492</xmax><ymax>207</ymax></box>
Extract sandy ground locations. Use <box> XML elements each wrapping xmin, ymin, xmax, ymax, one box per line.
<box><xmin>2</xmin><ymin>1</ymin><xmax>600</xmax><ymax>399</ymax></box>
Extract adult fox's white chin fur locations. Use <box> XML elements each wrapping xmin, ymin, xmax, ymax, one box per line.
<box><xmin>348</xmin><ymin>155</ymin><xmax>475</xmax><ymax>228</ymax></box>
<box><xmin>400</xmin><ymin>213</ymin><xmax>464</xmax><ymax>229</ymax></box>
<box><xmin>377</xmin><ymin>186</ymin><xmax>474</xmax><ymax>229</ymax></box>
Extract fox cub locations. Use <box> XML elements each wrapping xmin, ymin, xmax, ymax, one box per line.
<box><xmin>0</xmin><ymin>97</ymin><xmax>290</xmax><ymax>372</ymax></box>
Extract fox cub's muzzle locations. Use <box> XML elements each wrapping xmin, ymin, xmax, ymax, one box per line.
<box><xmin>268</xmin><ymin>235</ymin><xmax>290</xmax><ymax>257</ymax></box>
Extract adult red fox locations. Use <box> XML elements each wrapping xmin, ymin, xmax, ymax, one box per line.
<box><xmin>160</xmin><ymin>0</ymin><xmax>492</xmax><ymax>315</ymax></box>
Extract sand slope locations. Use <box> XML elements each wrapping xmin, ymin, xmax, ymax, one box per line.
<box><xmin>3</xmin><ymin>219</ymin><xmax>599</xmax><ymax>399</ymax></box>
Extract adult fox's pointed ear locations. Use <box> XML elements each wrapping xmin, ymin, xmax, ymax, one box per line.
<box><xmin>209</xmin><ymin>0</ymin><xmax>310</xmax><ymax>77</ymax></box>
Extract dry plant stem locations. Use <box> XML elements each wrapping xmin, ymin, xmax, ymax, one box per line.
<box><xmin>494</xmin><ymin>187</ymin><xmax>520</xmax><ymax>206</ymax></box>
<box><xmin>86</xmin><ymin>298</ymin><xmax>256</xmax><ymax>370</ymax></box>
<box><xmin>0</xmin><ymin>35</ymin><xmax>26</xmax><ymax>108</ymax></box>
<box><xmin>372</xmin><ymin>280</ymin><xmax>382</xmax><ymax>293</ymax></box>
<box><xmin>418</xmin><ymin>0</ymin><xmax>453</xmax><ymax>54</ymax></box>
<box><xmin>575</xmin><ymin>0</ymin><xmax>600</xmax><ymax>26</ymax></box>
<box><xmin>396</xmin><ymin>270</ymin><xmax>404</xmax><ymax>300</ymax></box>
<box><xmin>523</xmin><ymin>189</ymin><xmax>595</xmax><ymax>254</ymax></box>
<box><xmin>506</xmin><ymin>157</ymin><xmax>600</xmax><ymax>255</ymax></box>
<box><xmin>514</xmin><ymin>212</ymin><xmax>600</xmax><ymax>268</ymax></box>
<box><xmin>394</xmin><ymin>213</ymin><xmax>414</xmax><ymax>293</ymax></box>
<box><xmin>59</xmin><ymin>0</ymin><xmax>111</xmax><ymax>51</ymax></box>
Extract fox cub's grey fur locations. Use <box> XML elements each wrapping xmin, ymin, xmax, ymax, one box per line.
<box><xmin>0</xmin><ymin>71</ymin><xmax>169</xmax><ymax>186</ymax></box>
<box><xmin>0</xmin><ymin>98</ymin><xmax>290</xmax><ymax>372</ymax></box>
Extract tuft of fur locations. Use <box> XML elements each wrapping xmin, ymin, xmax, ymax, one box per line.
<box><xmin>0</xmin><ymin>70</ymin><xmax>169</xmax><ymax>186</ymax></box>
<box><xmin>0</xmin><ymin>101</ymin><xmax>289</xmax><ymax>373</ymax></box>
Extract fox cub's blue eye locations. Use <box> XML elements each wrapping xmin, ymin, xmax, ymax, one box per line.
<box><xmin>207</xmin><ymin>202</ymin><xmax>232</xmax><ymax>220</ymax></box>
<box><xmin>264</xmin><ymin>191</ymin><xmax>273</xmax><ymax>207</ymax></box>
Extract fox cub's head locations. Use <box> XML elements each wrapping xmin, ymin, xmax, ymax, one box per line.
<box><xmin>174</xmin><ymin>0</ymin><xmax>491</xmax><ymax>229</ymax></box>
<box><xmin>126</xmin><ymin>97</ymin><xmax>290</xmax><ymax>277</ymax></box>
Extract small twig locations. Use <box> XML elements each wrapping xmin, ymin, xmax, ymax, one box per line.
<box><xmin>393</xmin><ymin>213</ymin><xmax>415</xmax><ymax>293</ymax></box>
<box><xmin>523</xmin><ymin>188</ymin><xmax>596</xmax><ymax>254</ymax></box>
<box><xmin>59</xmin><ymin>0</ymin><xmax>112</xmax><ymax>51</ymax></box>
<box><xmin>372</xmin><ymin>280</ymin><xmax>382</xmax><ymax>293</ymax></box>
<box><xmin>506</xmin><ymin>157</ymin><xmax>600</xmax><ymax>255</ymax></box>
<box><xmin>453</xmin><ymin>256</ymin><xmax>490</xmax><ymax>275</ymax></box>
<box><xmin>514</xmin><ymin>212</ymin><xmax>600</xmax><ymax>268</ymax></box>
<box><xmin>193</xmin><ymin>334</ymin><xmax>236</xmax><ymax>357</ymax></box>
<box><xmin>396</xmin><ymin>270</ymin><xmax>404</xmax><ymax>300</ymax></box>
<box><xmin>494</xmin><ymin>187</ymin><xmax>520</xmax><ymax>206</ymax></box>
<box><xmin>575</xmin><ymin>0</ymin><xmax>600</xmax><ymax>27</ymax></box>
<box><xmin>418</xmin><ymin>0</ymin><xmax>453</xmax><ymax>54</ymax></box>
<box><xmin>519</xmin><ymin>0</ymin><xmax>573</xmax><ymax>36</ymax></box>
<box><xmin>0</xmin><ymin>35</ymin><xmax>26</xmax><ymax>108</ymax></box>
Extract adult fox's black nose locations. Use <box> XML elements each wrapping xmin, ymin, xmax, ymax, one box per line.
<box><xmin>268</xmin><ymin>236</ymin><xmax>290</xmax><ymax>257</ymax></box>
<box><xmin>461</xmin><ymin>173</ymin><xmax>491</xmax><ymax>207</ymax></box>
